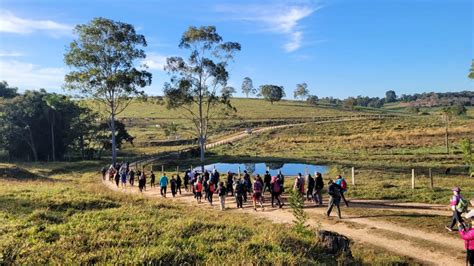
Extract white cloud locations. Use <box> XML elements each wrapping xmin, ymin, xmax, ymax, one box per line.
<box><xmin>0</xmin><ymin>50</ymin><xmax>24</xmax><ymax>57</ymax></box>
<box><xmin>0</xmin><ymin>60</ymin><xmax>65</xmax><ymax>91</ymax></box>
<box><xmin>0</xmin><ymin>10</ymin><xmax>72</xmax><ymax>36</ymax></box>
<box><xmin>141</xmin><ymin>52</ymin><xmax>168</xmax><ymax>71</ymax></box>
<box><xmin>215</xmin><ymin>3</ymin><xmax>318</xmax><ymax>52</ymax></box>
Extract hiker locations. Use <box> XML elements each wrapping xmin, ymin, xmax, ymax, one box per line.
<box><xmin>271</xmin><ymin>175</ymin><xmax>283</xmax><ymax>208</ymax></box>
<box><xmin>176</xmin><ymin>174</ymin><xmax>182</xmax><ymax>195</ymax></box>
<box><xmin>243</xmin><ymin>170</ymin><xmax>251</xmax><ymax>202</ymax></box>
<box><xmin>234</xmin><ymin>177</ymin><xmax>244</xmax><ymax>208</ymax></box>
<box><xmin>150</xmin><ymin>171</ymin><xmax>156</xmax><ymax>188</ymax></box>
<box><xmin>195</xmin><ymin>179</ymin><xmax>203</xmax><ymax>203</ymax></box>
<box><xmin>207</xmin><ymin>180</ymin><xmax>215</xmax><ymax>205</ymax></box>
<box><xmin>114</xmin><ymin>171</ymin><xmax>120</xmax><ymax>187</ymax></box>
<box><xmin>226</xmin><ymin>171</ymin><xmax>234</xmax><ymax>196</ymax></box>
<box><xmin>253</xmin><ymin>176</ymin><xmax>264</xmax><ymax>211</ymax></box>
<box><xmin>327</xmin><ymin>180</ymin><xmax>342</xmax><ymax>219</ymax></box>
<box><xmin>277</xmin><ymin>170</ymin><xmax>285</xmax><ymax>192</ymax></box>
<box><xmin>459</xmin><ymin>210</ymin><xmax>474</xmax><ymax>265</ymax></box>
<box><xmin>138</xmin><ymin>172</ymin><xmax>146</xmax><ymax>192</ymax></box>
<box><xmin>294</xmin><ymin>173</ymin><xmax>305</xmax><ymax>195</ymax></box>
<box><xmin>183</xmin><ymin>170</ymin><xmax>190</xmax><ymax>192</ymax></box>
<box><xmin>306</xmin><ymin>174</ymin><xmax>315</xmax><ymax>201</ymax></box>
<box><xmin>263</xmin><ymin>171</ymin><xmax>272</xmax><ymax>194</ymax></box>
<box><xmin>446</xmin><ymin>187</ymin><xmax>468</xmax><ymax>231</ymax></box>
<box><xmin>160</xmin><ymin>173</ymin><xmax>169</xmax><ymax>198</ymax></box>
<box><xmin>119</xmin><ymin>162</ymin><xmax>128</xmax><ymax>188</ymax></box>
<box><xmin>216</xmin><ymin>181</ymin><xmax>227</xmax><ymax>210</ymax></box>
<box><xmin>101</xmin><ymin>166</ymin><xmax>107</xmax><ymax>180</ymax></box>
<box><xmin>170</xmin><ymin>176</ymin><xmax>177</xmax><ymax>197</ymax></box>
<box><xmin>211</xmin><ymin>169</ymin><xmax>220</xmax><ymax>186</ymax></box>
<box><xmin>108</xmin><ymin>165</ymin><xmax>116</xmax><ymax>182</ymax></box>
<box><xmin>335</xmin><ymin>175</ymin><xmax>349</xmax><ymax>207</ymax></box>
<box><xmin>313</xmin><ymin>172</ymin><xmax>324</xmax><ymax>206</ymax></box>
<box><xmin>129</xmin><ymin>169</ymin><xmax>135</xmax><ymax>186</ymax></box>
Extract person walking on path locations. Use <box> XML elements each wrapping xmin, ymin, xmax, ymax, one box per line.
<box><xmin>195</xmin><ymin>179</ymin><xmax>203</xmax><ymax>203</ymax></box>
<box><xmin>313</xmin><ymin>172</ymin><xmax>324</xmax><ymax>206</ymax></box>
<box><xmin>277</xmin><ymin>170</ymin><xmax>285</xmax><ymax>192</ymax></box>
<box><xmin>170</xmin><ymin>176</ymin><xmax>177</xmax><ymax>197</ymax></box>
<box><xmin>150</xmin><ymin>171</ymin><xmax>156</xmax><ymax>188</ymax></box>
<box><xmin>263</xmin><ymin>171</ymin><xmax>272</xmax><ymax>194</ymax></box>
<box><xmin>335</xmin><ymin>175</ymin><xmax>349</xmax><ymax>207</ymax></box>
<box><xmin>271</xmin><ymin>176</ymin><xmax>283</xmax><ymax>208</ymax></box>
<box><xmin>253</xmin><ymin>176</ymin><xmax>264</xmax><ymax>211</ymax></box>
<box><xmin>294</xmin><ymin>173</ymin><xmax>305</xmax><ymax>195</ymax></box>
<box><xmin>129</xmin><ymin>169</ymin><xmax>135</xmax><ymax>186</ymax></box>
<box><xmin>138</xmin><ymin>171</ymin><xmax>146</xmax><ymax>192</ymax></box>
<box><xmin>160</xmin><ymin>173</ymin><xmax>169</xmax><ymax>198</ymax></box>
<box><xmin>226</xmin><ymin>171</ymin><xmax>234</xmax><ymax>196</ymax></box>
<box><xmin>327</xmin><ymin>180</ymin><xmax>342</xmax><ymax>219</ymax></box>
<box><xmin>216</xmin><ymin>182</ymin><xmax>227</xmax><ymax>211</ymax></box>
<box><xmin>234</xmin><ymin>177</ymin><xmax>244</xmax><ymax>208</ymax></box>
<box><xmin>459</xmin><ymin>210</ymin><xmax>474</xmax><ymax>266</ymax></box>
<box><xmin>114</xmin><ymin>170</ymin><xmax>120</xmax><ymax>187</ymax></box>
<box><xmin>101</xmin><ymin>166</ymin><xmax>107</xmax><ymax>181</ymax></box>
<box><xmin>207</xmin><ymin>180</ymin><xmax>215</xmax><ymax>206</ymax></box>
<box><xmin>306</xmin><ymin>174</ymin><xmax>315</xmax><ymax>201</ymax></box>
<box><xmin>176</xmin><ymin>174</ymin><xmax>182</xmax><ymax>195</ymax></box>
<box><xmin>446</xmin><ymin>187</ymin><xmax>468</xmax><ymax>231</ymax></box>
<box><xmin>183</xmin><ymin>170</ymin><xmax>190</xmax><ymax>192</ymax></box>
<box><xmin>243</xmin><ymin>170</ymin><xmax>252</xmax><ymax>202</ymax></box>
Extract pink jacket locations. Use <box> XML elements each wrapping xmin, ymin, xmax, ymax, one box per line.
<box><xmin>459</xmin><ymin>228</ymin><xmax>474</xmax><ymax>250</ymax></box>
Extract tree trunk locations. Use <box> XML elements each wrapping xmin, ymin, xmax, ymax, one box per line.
<box><xmin>199</xmin><ymin>135</ymin><xmax>205</xmax><ymax>172</ymax></box>
<box><xmin>27</xmin><ymin>128</ymin><xmax>38</xmax><ymax>162</ymax></box>
<box><xmin>79</xmin><ymin>134</ymin><xmax>84</xmax><ymax>159</ymax></box>
<box><xmin>51</xmin><ymin>118</ymin><xmax>56</xmax><ymax>161</ymax></box>
<box><xmin>111</xmin><ymin>114</ymin><xmax>117</xmax><ymax>164</ymax></box>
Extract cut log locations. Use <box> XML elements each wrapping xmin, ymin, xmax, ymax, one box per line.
<box><xmin>318</xmin><ymin>230</ymin><xmax>353</xmax><ymax>259</ymax></box>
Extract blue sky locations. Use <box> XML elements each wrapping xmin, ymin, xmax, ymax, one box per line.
<box><xmin>0</xmin><ymin>0</ymin><xmax>472</xmax><ymax>98</ymax></box>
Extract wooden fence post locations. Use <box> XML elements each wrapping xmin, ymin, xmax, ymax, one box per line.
<box><xmin>429</xmin><ymin>168</ymin><xmax>433</xmax><ymax>189</ymax></box>
<box><xmin>411</xmin><ymin>169</ymin><xmax>415</xmax><ymax>189</ymax></box>
<box><xmin>162</xmin><ymin>165</ymin><xmax>164</xmax><ymax>176</ymax></box>
<box><xmin>351</xmin><ymin>167</ymin><xmax>355</xmax><ymax>186</ymax></box>
<box><xmin>176</xmin><ymin>166</ymin><xmax>179</xmax><ymax>177</ymax></box>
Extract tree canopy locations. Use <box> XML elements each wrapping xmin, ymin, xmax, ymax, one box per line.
<box><xmin>64</xmin><ymin>17</ymin><xmax>151</xmax><ymax>163</ymax></box>
<box><xmin>163</xmin><ymin>25</ymin><xmax>240</xmax><ymax>169</ymax></box>
<box><xmin>241</xmin><ymin>77</ymin><xmax>256</xmax><ymax>98</ymax></box>
<box><xmin>0</xmin><ymin>81</ymin><xmax>19</xmax><ymax>99</ymax></box>
<box><xmin>259</xmin><ymin>85</ymin><xmax>285</xmax><ymax>104</ymax></box>
<box><xmin>385</xmin><ymin>90</ymin><xmax>397</xmax><ymax>103</ymax></box>
<box><xmin>293</xmin><ymin>83</ymin><xmax>309</xmax><ymax>100</ymax></box>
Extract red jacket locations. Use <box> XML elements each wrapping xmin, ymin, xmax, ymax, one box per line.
<box><xmin>459</xmin><ymin>228</ymin><xmax>474</xmax><ymax>250</ymax></box>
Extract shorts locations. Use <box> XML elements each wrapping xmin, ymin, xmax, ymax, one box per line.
<box><xmin>253</xmin><ymin>192</ymin><xmax>262</xmax><ymax>201</ymax></box>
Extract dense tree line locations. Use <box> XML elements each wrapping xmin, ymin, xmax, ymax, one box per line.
<box><xmin>398</xmin><ymin>91</ymin><xmax>474</xmax><ymax>107</ymax></box>
<box><xmin>0</xmin><ymin>87</ymin><xmax>133</xmax><ymax>161</ymax></box>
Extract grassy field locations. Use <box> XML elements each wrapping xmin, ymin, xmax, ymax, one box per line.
<box><xmin>0</xmin><ymin>162</ymin><xmax>414</xmax><ymax>264</ymax></box>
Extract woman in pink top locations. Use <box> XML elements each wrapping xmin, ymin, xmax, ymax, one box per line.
<box><xmin>460</xmin><ymin>210</ymin><xmax>474</xmax><ymax>266</ymax></box>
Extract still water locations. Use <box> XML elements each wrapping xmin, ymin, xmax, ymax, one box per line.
<box><xmin>193</xmin><ymin>163</ymin><xmax>327</xmax><ymax>176</ymax></box>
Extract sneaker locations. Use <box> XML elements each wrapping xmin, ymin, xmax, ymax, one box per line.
<box><xmin>445</xmin><ymin>226</ymin><xmax>453</xmax><ymax>232</ymax></box>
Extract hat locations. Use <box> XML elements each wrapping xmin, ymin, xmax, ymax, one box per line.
<box><xmin>452</xmin><ymin>187</ymin><xmax>461</xmax><ymax>192</ymax></box>
<box><xmin>465</xmin><ymin>210</ymin><xmax>474</xmax><ymax>219</ymax></box>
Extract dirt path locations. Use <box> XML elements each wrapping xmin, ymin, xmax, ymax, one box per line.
<box><xmin>102</xmin><ymin>179</ymin><xmax>465</xmax><ymax>265</ymax></box>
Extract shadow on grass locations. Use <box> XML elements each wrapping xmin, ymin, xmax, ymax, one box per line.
<box><xmin>348</xmin><ymin>212</ymin><xmax>439</xmax><ymax>219</ymax></box>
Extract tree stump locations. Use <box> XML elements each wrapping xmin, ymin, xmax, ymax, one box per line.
<box><xmin>318</xmin><ymin>230</ymin><xmax>353</xmax><ymax>258</ymax></box>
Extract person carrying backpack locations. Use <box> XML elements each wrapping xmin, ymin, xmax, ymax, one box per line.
<box><xmin>335</xmin><ymin>175</ymin><xmax>349</xmax><ymax>207</ymax></box>
<box><xmin>234</xmin><ymin>177</ymin><xmax>244</xmax><ymax>208</ymax></box>
<box><xmin>313</xmin><ymin>172</ymin><xmax>324</xmax><ymax>206</ymax></box>
<box><xmin>271</xmin><ymin>176</ymin><xmax>283</xmax><ymax>208</ymax></box>
<box><xmin>176</xmin><ymin>174</ymin><xmax>182</xmax><ymax>195</ymax></box>
<box><xmin>170</xmin><ymin>176</ymin><xmax>177</xmax><ymax>197</ymax></box>
<box><xmin>253</xmin><ymin>176</ymin><xmax>264</xmax><ymax>211</ymax></box>
<box><xmin>138</xmin><ymin>172</ymin><xmax>146</xmax><ymax>192</ymax></box>
<box><xmin>294</xmin><ymin>173</ymin><xmax>305</xmax><ymax>195</ymax></box>
<box><xmin>195</xmin><ymin>179</ymin><xmax>203</xmax><ymax>203</ymax></box>
<box><xmin>263</xmin><ymin>171</ymin><xmax>272</xmax><ymax>194</ymax></box>
<box><xmin>306</xmin><ymin>174</ymin><xmax>315</xmax><ymax>201</ymax></box>
<box><xmin>207</xmin><ymin>180</ymin><xmax>215</xmax><ymax>206</ymax></box>
<box><xmin>150</xmin><ymin>171</ymin><xmax>156</xmax><ymax>188</ymax></box>
<box><xmin>459</xmin><ymin>210</ymin><xmax>474</xmax><ymax>266</ymax></box>
<box><xmin>183</xmin><ymin>170</ymin><xmax>190</xmax><ymax>192</ymax></box>
<box><xmin>277</xmin><ymin>170</ymin><xmax>285</xmax><ymax>193</ymax></box>
<box><xmin>226</xmin><ymin>171</ymin><xmax>234</xmax><ymax>196</ymax></box>
<box><xmin>129</xmin><ymin>169</ymin><xmax>135</xmax><ymax>186</ymax></box>
<box><xmin>327</xmin><ymin>180</ymin><xmax>342</xmax><ymax>219</ymax></box>
<box><xmin>160</xmin><ymin>173</ymin><xmax>169</xmax><ymax>198</ymax></box>
<box><xmin>216</xmin><ymin>182</ymin><xmax>227</xmax><ymax>211</ymax></box>
<box><xmin>446</xmin><ymin>187</ymin><xmax>468</xmax><ymax>231</ymax></box>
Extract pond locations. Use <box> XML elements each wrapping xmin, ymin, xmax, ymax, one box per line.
<box><xmin>193</xmin><ymin>162</ymin><xmax>327</xmax><ymax>176</ymax></box>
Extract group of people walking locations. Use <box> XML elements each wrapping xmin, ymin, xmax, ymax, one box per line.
<box><xmin>101</xmin><ymin>164</ymin><xmax>349</xmax><ymax>217</ymax></box>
